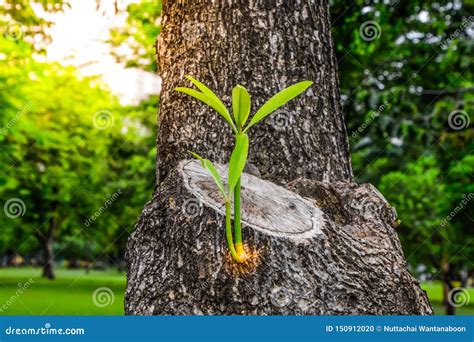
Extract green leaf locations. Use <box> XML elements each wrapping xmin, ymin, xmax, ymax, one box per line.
<box><xmin>244</xmin><ymin>80</ymin><xmax>313</xmax><ymax>132</ymax></box>
<box><xmin>232</xmin><ymin>85</ymin><xmax>251</xmax><ymax>129</ymax></box>
<box><xmin>188</xmin><ymin>151</ymin><xmax>227</xmax><ymax>199</ymax></box>
<box><xmin>184</xmin><ymin>76</ymin><xmax>237</xmax><ymax>133</ymax></box>
<box><xmin>188</xmin><ymin>151</ymin><xmax>204</xmax><ymax>162</ymax></box>
<box><xmin>175</xmin><ymin>87</ymin><xmax>237</xmax><ymax>133</ymax></box>
<box><xmin>203</xmin><ymin>160</ymin><xmax>227</xmax><ymax>199</ymax></box>
<box><xmin>227</xmin><ymin>134</ymin><xmax>249</xmax><ymax>195</ymax></box>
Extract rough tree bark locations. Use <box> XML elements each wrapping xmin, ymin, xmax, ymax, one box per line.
<box><xmin>125</xmin><ymin>0</ymin><xmax>433</xmax><ymax>315</ymax></box>
<box><xmin>154</xmin><ymin>0</ymin><xmax>352</xmax><ymax>185</ymax></box>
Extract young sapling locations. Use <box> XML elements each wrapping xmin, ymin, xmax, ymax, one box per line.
<box><xmin>175</xmin><ymin>76</ymin><xmax>312</xmax><ymax>263</ymax></box>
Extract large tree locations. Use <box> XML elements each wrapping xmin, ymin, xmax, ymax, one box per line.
<box><xmin>125</xmin><ymin>0</ymin><xmax>432</xmax><ymax>314</ymax></box>
<box><xmin>0</xmin><ymin>34</ymin><xmax>118</xmax><ymax>279</ymax></box>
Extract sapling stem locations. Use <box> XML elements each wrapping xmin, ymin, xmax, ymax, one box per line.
<box><xmin>233</xmin><ymin>125</ymin><xmax>244</xmax><ymax>258</ymax></box>
<box><xmin>233</xmin><ymin>177</ymin><xmax>244</xmax><ymax>257</ymax></box>
<box><xmin>225</xmin><ymin>200</ymin><xmax>241</xmax><ymax>262</ymax></box>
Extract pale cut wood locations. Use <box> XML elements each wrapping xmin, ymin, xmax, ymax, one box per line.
<box><xmin>182</xmin><ymin>160</ymin><xmax>324</xmax><ymax>239</ymax></box>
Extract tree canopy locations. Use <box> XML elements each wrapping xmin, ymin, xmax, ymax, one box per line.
<box><xmin>0</xmin><ymin>3</ymin><xmax>156</xmax><ymax>273</ymax></box>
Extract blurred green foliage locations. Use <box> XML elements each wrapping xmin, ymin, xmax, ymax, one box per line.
<box><xmin>0</xmin><ymin>0</ymin><xmax>69</xmax><ymax>51</ymax></box>
<box><xmin>331</xmin><ymin>0</ymin><xmax>473</xmax><ymax>302</ymax></box>
<box><xmin>0</xmin><ymin>3</ymin><xmax>156</xmax><ymax>273</ymax></box>
<box><xmin>108</xmin><ymin>1</ymin><xmax>162</xmax><ymax>72</ymax></box>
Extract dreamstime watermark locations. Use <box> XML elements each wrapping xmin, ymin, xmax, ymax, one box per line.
<box><xmin>270</xmin><ymin>109</ymin><xmax>292</xmax><ymax>131</ymax></box>
<box><xmin>440</xmin><ymin>193</ymin><xmax>473</xmax><ymax>227</ymax></box>
<box><xmin>352</xmin><ymin>196</ymin><xmax>381</xmax><ymax>220</ymax></box>
<box><xmin>4</xmin><ymin>22</ymin><xmax>24</xmax><ymax>41</ymax></box>
<box><xmin>447</xmin><ymin>110</ymin><xmax>470</xmax><ymax>131</ymax></box>
<box><xmin>351</xmin><ymin>102</ymin><xmax>388</xmax><ymax>140</ymax></box>
<box><xmin>92</xmin><ymin>287</ymin><xmax>115</xmax><ymax>307</ymax></box>
<box><xmin>270</xmin><ymin>287</ymin><xmax>292</xmax><ymax>308</ymax></box>
<box><xmin>0</xmin><ymin>278</ymin><xmax>34</xmax><ymax>313</ymax></box>
<box><xmin>440</xmin><ymin>16</ymin><xmax>474</xmax><ymax>49</ymax></box>
<box><xmin>84</xmin><ymin>189</ymin><xmax>122</xmax><ymax>227</ymax></box>
<box><xmin>359</xmin><ymin>21</ymin><xmax>382</xmax><ymax>41</ymax></box>
<box><xmin>448</xmin><ymin>287</ymin><xmax>470</xmax><ymax>308</ymax></box>
<box><xmin>0</xmin><ymin>101</ymin><xmax>33</xmax><ymax>136</ymax></box>
<box><xmin>182</xmin><ymin>198</ymin><xmax>204</xmax><ymax>218</ymax></box>
<box><xmin>5</xmin><ymin>323</ymin><xmax>85</xmax><ymax>336</ymax></box>
<box><xmin>4</xmin><ymin>198</ymin><xmax>26</xmax><ymax>218</ymax></box>
<box><xmin>92</xmin><ymin>110</ymin><xmax>115</xmax><ymax>130</ymax></box>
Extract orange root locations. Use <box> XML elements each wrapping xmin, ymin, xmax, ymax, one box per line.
<box><xmin>225</xmin><ymin>244</ymin><xmax>262</xmax><ymax>275</ymax></box>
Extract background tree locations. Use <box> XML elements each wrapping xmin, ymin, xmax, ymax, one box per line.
<box><xmin>0</xmin><ymin>2</ymin><xmax>156</xmax><ymax>278</ymax></box>
<box><xmin>0</xmin><ymin>31</ymin><xmax>116</xmax><ymax>278</ymax></box>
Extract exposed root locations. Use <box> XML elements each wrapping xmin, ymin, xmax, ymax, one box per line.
<box><xmin>225</xmin><ymin>244</ymin><xmax>262</xmax><ymax>275</ymax></box>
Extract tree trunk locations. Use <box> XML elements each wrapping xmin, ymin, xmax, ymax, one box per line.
<box><xmin>442</xmin><ymin>259</ymin><xmax>455</xmax><ymax>315</ymax></box>
<box><xmin>4</xmin><ymin>248</ymin><xmax>14</xmax><ymax>266</ymax></box>
<box><xmin>39</xmin><ymin>209</ymin><xmax>58</xmax><ymax>280</ymax></box>
<box><xmin>125</xmin><ymin>0</ymin><xmax>433</xmax><ymax>315</ymax></box>
<box><xmin>155</xmin><ymin>0</ymin><xmax>352</xmax><ymax>185</ymax></box>
<box><xmin>41</xmin><ymin>238</ymin><xmax>55</xmax><ymax>280</ymax></box>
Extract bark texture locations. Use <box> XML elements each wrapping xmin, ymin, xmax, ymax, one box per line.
<box><xmin>125</xmin><ymin>161</ymin><xmax>432</xmax><ymax>314</ymax></box>
<box><xmin>156</xmin><ymin>0</ymin><xmax>352</xmax><ymax>185</ymax></box>
<box><xmin>125</xmin><ymin>0</ymin><xmax>433</xmax><ymax>315</ymax></box>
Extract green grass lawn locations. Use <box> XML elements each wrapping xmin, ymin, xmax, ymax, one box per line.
<box><xmin>0</xmin><ymin>267</ymin><xmax>472</xmax><ymax>315</ymax></box>
<box><xmin>0</xmin><ymin>267</ymin><xmax>125</xmax><ymax>315</ymax></box>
